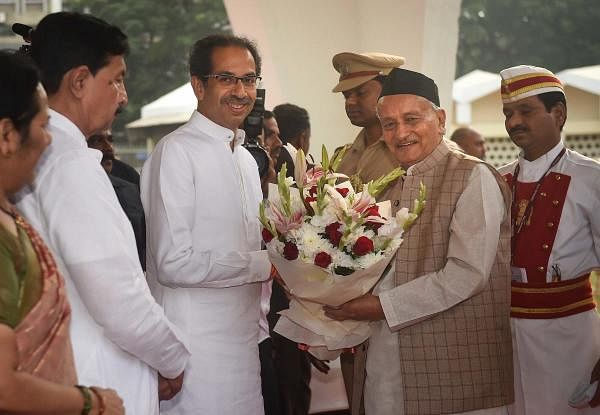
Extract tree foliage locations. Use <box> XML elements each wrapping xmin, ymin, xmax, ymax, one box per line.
<box><xmin>457</xmin><ymin>0</ymin><xmax>600</xmax><ymax>77</ymax></box>
<box><xmin>64</xmin><ymin>0</ymin><xmax>230</xmax><ymax>139</ymax></box>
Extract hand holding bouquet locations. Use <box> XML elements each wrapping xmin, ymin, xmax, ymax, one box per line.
<box><xmin>260</xmin><ymin>146</ymin><xmax>425</xmax><ymax>358</ymax></box>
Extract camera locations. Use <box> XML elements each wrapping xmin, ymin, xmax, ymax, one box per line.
<box><xmin>12</xmin><ymin>23</ymin><xmax>33</xmax><ymax>56</ymax></box>
<box><xmin>242</xmin><ymin>88</ymin><xmax>270</xmax><ymax>179</ymax></box>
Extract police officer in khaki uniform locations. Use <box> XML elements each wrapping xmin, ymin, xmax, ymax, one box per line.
<box><xmin>332</xmin><ymin>52</ymin><xmax>404</xmax><ymax>183</ymax></box>
<box><xmin>331</xmin><ymin>51</ymin><xmax>403</xmax><ymax>415</ymax></box>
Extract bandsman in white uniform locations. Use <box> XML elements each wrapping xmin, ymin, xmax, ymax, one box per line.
<box><xmin>498</xmin><ymin>65</ymin><xmax>600</xmax><ymax>414</ymax></box>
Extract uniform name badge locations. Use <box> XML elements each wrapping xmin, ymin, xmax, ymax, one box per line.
<box><xmin>511</xmin><ymin>266</ymin><xmax>527</xmax><ymax>283</ymax></box>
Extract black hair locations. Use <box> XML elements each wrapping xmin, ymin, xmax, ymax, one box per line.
<box><xmin>273</xmin><ymin>103</ymin><xmax>310</xmax><ymax>145</ymax></box>
<box><xmin>537</xmin><ymin>91</ymin><xmax>567</xmax><ymax>130</ymax></box>
<box><xmin>0</xmin><ymin>51</ymin><xmax>41</xmax><ymax>140</ymax></box>
<box><xmin>30</xmin><ymin>12</ymin><xmax>129</xmax><ymax>94</ymax></box>
<box><xmin>538</xmin><ymin>91</ymin><xmax>567</xmax><ymax>112</ymax></box>
<box><xmin>189</xmin><ymin>34</ymin><xmax>261</xmax><ymax>82</ymax></box>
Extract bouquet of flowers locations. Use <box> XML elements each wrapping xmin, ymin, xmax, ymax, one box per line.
<box><xmin>260</xmin><ymin>146</ymin><xmax>425</xmax><ymax>359</ymax></box>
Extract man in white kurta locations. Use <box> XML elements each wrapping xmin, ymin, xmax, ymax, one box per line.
<box><xmin>15</xmin><ymin>12</ymin><xmax>190</xmax><ymax>415</ymax></box>
<box><xmin>498</xmin><ymin>65</ymin><xmax>600</xmax><ymax>414</ymax></box>
<box><xmin>141</xmin><ymin>35</ymin><xmax>271</xmax><ymax>414</ymax></box>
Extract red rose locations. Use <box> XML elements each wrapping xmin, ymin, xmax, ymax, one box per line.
<box><xmin>336</xmin><ymin>187</ymin><xmax>350</xmax><ymax>197</ymax></box>
<box><xmin>325</xmin><ymin>222</ymin><xmax>341</xmax><ymax>234</ymax></box>
<box><xmin>325</xmin><ymin>222</ymin><xmax>343</xmax><ymax>246</ymax></box>
<box><xmin>352</xmin><ymin>236</ymin><xmax>374</xmax><ymax>256</ymax></box>
<box><xmin>314</xmin><ymin>251</ymin><xmax>332</xmax><ymax>268</ymax></box>
<box><xmin>364</xmin><ymin>205</ymin><xmax>380</xmax><ymax>217</ymax></box>
<box><xmin>283</xmin><ymin>241</ymin><xmax>299</xmax><ymax>260</ymax></box>
<box><xmin>262</xmin><ymin>228</ymin><xmax>274</xmax><ymax>243</ymax></box>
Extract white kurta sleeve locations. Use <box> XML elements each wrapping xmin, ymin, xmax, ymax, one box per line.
<box><xmin>142</xmin><ymin>139</ymin><xmax>270</xmax><ymax>289</ymax></box>
<box><xmin>378</xmin><ymin>164</ymin><xmax>506</xmax><ymax>331</ymax></box>
<box><xmin>40</xmin><ymin>156</ymin><xmax>190</xmax><ymax>379</ymax></box>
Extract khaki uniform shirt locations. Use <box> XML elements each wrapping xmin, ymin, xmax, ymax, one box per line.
<box><xmin>336</xmin><ymin>129</ymin><xmax>399</xmax><ymax>183</ymax></box>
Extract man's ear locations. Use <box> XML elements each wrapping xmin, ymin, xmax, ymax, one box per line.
<box><xmin>436</xmin><ymin>108</ymin><xmax>447</xmax><ymax>136</ymax></box>
<box><xmin>191</xmin><ymin>76</ymin><xmax>205</xmax><ymax>101</ymax></box>
<box><xmin>552</xmin><ymin>101</ymin><xmax>567</xmax><ymax>130</ymax></box>
<box><xmin>65</xmin><ymin>65</ymin><xmax>91</xmax><ymax>99</ymax></box>
<box><xmin>0</xmin><ymin>118</ymin><xmax>19</xmax><ymax>157</ymax></box>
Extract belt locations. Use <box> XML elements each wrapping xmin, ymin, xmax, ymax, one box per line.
<box><xmin>511</xmin><ymin>273</ymin><xmax>596</xmax><ymax>319</ymax></box>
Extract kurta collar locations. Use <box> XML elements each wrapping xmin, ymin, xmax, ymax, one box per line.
<box><xmin>405</xmin><ymin>138</ymin><xmax>448</xmax><ymax>176</ymax></box>
<box><xmin>48</xmin><ymin>109</ymin><xmax>87</xmax><ymax>149</ymax></box>
<box><xmin>284</xmin><ymin>142</ymin><xmax>298</xmax><ymax>162</ymax></box>
<box><xmin>517</xmin><ymin>140</ymin><xmax>565</xmax><ymax>181</ymax></box>
<box><xmin>190</xmin><ymin>110</ymin><xmax>246</xmax><ymax>148</ymax></box>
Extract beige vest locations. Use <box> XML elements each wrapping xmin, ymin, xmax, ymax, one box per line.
<box><xmin>384</xmin><ymin>141</ymin><xmax>514</xmax><ymax>414</ymax></box>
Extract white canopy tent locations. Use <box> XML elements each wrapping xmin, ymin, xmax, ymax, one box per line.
<box><xmin>126</xmin><ymin>83</ymin><xmax>196</xmax><ymax>129</ymax></box>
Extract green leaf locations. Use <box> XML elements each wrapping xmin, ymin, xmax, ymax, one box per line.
<box><xmin>367</xmin><ymin>167</ymin><xmax>405</xmax><ymax>197</ymax></box>
<box><xmin>331</xmin><ymin>145</ymin><xmax>348</xmax><ymax>172</ymax></box>
<box><xmin>321</xmin><ymin>145</ymin><xmax>330</xmax><ymax>172</ymax></box>
<box><xmin>277</xmin><ymin>163</ymin><xmax>291</xmax><ymax>216</ymax></box>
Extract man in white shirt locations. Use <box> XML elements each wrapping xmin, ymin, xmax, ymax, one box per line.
<box><xmin>324</xmin><ymin>68</ymin><xmax>514</xmax><ymax>415</ymax></box>
<box><xmin>14</xmin><ymin>12</ymin><xmax>189</xmax><ymax>415</ymax></box>
<box><xmin>498</xmin><ymin>65</ymin><xmax>600</xmax><ymax>414</ymax></box>
<box><xmin>141</xmin><ymin>34</ymin><xmax>271</xmax><ymax>414</ymax></box>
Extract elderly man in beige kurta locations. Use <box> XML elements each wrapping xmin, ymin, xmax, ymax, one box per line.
<box><xmin>325</xmin><ymin>68</ymin><xmax>514</xmax><ymax>415</ymax></box>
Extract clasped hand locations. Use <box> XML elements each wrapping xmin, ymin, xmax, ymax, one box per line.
<box><xmin>158</xmin><ymin>371</ymin><xmax>184</xmax><ymax>401</ymax></box>
<box><xmin>323</xmin><ymin>294</ymin><xmax>385</xmax><ymax>321</ymax></box>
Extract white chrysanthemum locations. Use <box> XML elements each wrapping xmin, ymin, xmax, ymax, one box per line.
<box><xmin>332</xmin><ymin>249</ymin><xmax>355</xmax><ymax>269</ymax></box>
<box><xmin>357</xmin><ymin>251</ymin><xmax>383</xmax><ymax>269</ymax></box>
<box><xmin>267</xmin><ymin>238</ymin><xmax>285</xmax><ymax>255</ymax></box>
<box><xmin>310</xmin><ymin>204</ymin><xmax>338</xmax><ymax>228</ymax></box>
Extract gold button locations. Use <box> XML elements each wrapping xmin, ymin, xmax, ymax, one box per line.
<box><xmin>540</xmin><ymin>192</ymin><xmax>547</xmax><ymax>197</ymax></box>
<box><xmin>542</xmin><ymin>244</ymin><xmax>549</xmax><ymax>250</ymax></box>
<box><xmin>537</xmin><ymin>266</ymin><xmax>545</xmax><ymax>272</ymax></box>
<box><xmin>552</xmin><ymin>200</ymin><xmax>559</xmax><ymax>206</ymax></box>
<box><xmin>555</xmin><ymin>175</ymin><xmax>561</xmax><ymax>181</ymax></box>
<box><xmin>547</xmin><ymin>222</ymin><xmax>555</xmax><ymax>228</ymax></box>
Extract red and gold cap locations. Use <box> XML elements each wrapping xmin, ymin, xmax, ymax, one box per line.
<box><xmin>331</xmin><ymin>52</ymin><xmax>404</xmax><ymax>93</ymax></box>
<box><xmin>500</xmin><ymin>65</ymin><xmax>564</xmax><ymax>103</ymax></box>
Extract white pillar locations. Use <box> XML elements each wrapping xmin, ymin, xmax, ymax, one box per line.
<box><xmin>49</xmin><ymin>0</ymin><xmax>62</xmax><ymax>13</ymax></box>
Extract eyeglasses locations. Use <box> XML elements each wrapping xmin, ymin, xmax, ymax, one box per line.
<box><xmin>203</xmin><ymin>73</ymin><xmax>262</xmax><ymax>88</ymax></box>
